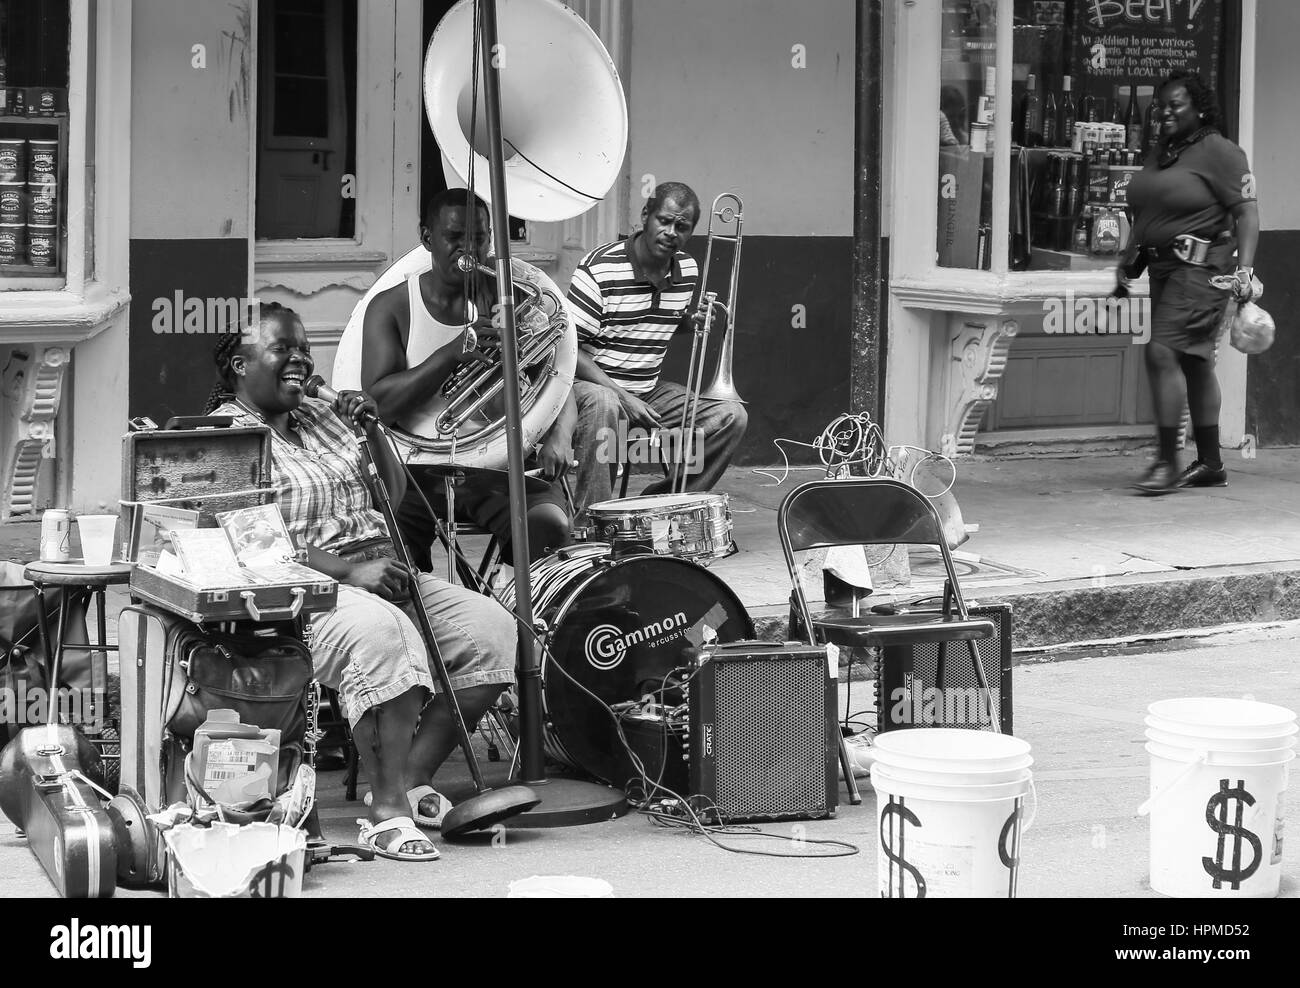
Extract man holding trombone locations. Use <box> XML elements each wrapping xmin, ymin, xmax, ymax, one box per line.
<box><xmin>567</xmin><ymin>182</ymin><xmax>749</xmax><ymax>519</ymax></box>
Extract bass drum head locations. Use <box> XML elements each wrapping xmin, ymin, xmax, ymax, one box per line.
<box><xmin>543</xmin><ymin>554</ymin><xmax>753</xmax><ymax>788</ymax></box>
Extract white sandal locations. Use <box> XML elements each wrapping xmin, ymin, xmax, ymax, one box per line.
<box><xmin>356</xmin><ymin>816</ymin><xmax>440</xmax><ymax>862</ymax></box>
<box><xmin>363</xmin><ymin>785</ymin><xmax>455</xmax><ymax>830</ymax></box>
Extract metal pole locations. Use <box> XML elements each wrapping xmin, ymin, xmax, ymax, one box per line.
<box><xmin>478</xmin><ymin>0</ymin><xmax>545</xmax><ymax>784</ymax></box>
<box><xmin>852</xmin><ymin>0</ymin><xmax>884</xmax><ymax>424</ymax></box>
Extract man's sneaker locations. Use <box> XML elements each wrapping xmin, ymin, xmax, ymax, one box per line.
<box><xmin>1176</xmin><ymin>459</ymin><xmax>1228</xmax><ymax>488</ymax></box>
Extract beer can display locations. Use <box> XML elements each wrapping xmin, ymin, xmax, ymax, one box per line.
<box><xmin>0</xmin><ymin>181</ymin><xmax>25</xmax><ymax>225</ymax></box>
<box><xmin>28</xmin><ymin>182</ymin><xmax>55</xmax><ymax>223</ymax></box>
<box><xmin>27</xmin><ymin>139</ymin><xmax>57</xmax><ymax>187</ymax></box>
<box><xmin>26</xmin><ymin>223</ymin><xmax>56</xmax><ymax>267</ymax></box>
<box><xmin>0</xmin><ymin>138</ymin><xmax>25</xmax><ymax>182</ymax></box>
<box><xmin>40</xmin><ymin>509</ymin><xmax>72</xmax><ymax>562</ymax></box>
<box><xmin>0</xmin><ymin>221</ymin><xmax>24</xmax><ymax>265</ymax></box>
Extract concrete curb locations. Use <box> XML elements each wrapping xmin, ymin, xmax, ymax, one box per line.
<box><xmin>749</xmin><ymin>560</ymin><xmax>1300</xmax><ymax>650</ymax></box>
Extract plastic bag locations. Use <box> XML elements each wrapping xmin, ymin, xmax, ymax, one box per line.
<box><xmin>1229</xmin><ymin>301</ymin><xmax>1276</xmax><ymax>355</ymax></box>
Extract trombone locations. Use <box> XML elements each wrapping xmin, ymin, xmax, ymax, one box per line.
<box><xmin>674</xmin><ymin>193</ymin><xmax>745</xmax><ymax>495</ymax></box>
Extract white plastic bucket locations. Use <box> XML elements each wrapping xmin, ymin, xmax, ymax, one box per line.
<box><xmin>872</xmin><ymin>750</ymin><xmax>1033</xmax><ymax>784</ymax></box>
<box><xmin>1145</xmin><ymin>723</ymin><xmax>1297</xmax><ymax>753</ymax></box>
<box><xmin>1144</xmin><ymin>698</ymin><xmax>1296</xmax><ymax>898</ymax></box>
<box><xmin>872</xmin><ymin>762</ymin><xmax>1033</xmax><ymax>797</ymax></box>
<box><xmin>1145</xmin><ymin>740</ymin><xmax>1295</xmax><ymax>767</ymax></box>
<box><xmin>871</xmin><ymin>729</ymin><xmax>1033</xmax><ymax>898</ymax></box>
<box><xmin>1149</xmin><ymin>698</ymin><xmax>1297</xmax><ymax>736</ymax></box>
<box><xmin>507</xmin><ymin>876</ymin><xmax>614</xmax><ymax>898</ymax></box>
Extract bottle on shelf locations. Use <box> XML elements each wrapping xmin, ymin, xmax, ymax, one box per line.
<box><xmin>1060</xmin><ymin>75</ymin><xmax>1076</xmax><ymax>149</ymax></box>
<box><xmin>1110</xmin><ymin>89</ymin><xmax>1124</xmax><ymax>126</ymax></box>
<box><xmin>1144</xmin><ymin>85</ymin><xmax>1162</xmax><ymax>158</ymax></box>
<box><xmin>1123</xmin><ymin>86</ymin><xmax>1142</xmax><ymax>150</ymax></box>
<box><xmin>972</xmin><ymin>64</ymin><xmax>996</xmax><ymax>154</ymax></box>
<box><xmin>1081</xmin><ymin>92</ymin><xmax>1100</xmax><ymax>124</ymax></box>
<box><xmin>1043</xmin><ymin>86</ymin><xmax>1058</xmax><ymax>147</ymax></box>
<box><xmin>1021</xmin><ymin>73</ymin><xmax>1042</xmax><ymax>147</ymax></box>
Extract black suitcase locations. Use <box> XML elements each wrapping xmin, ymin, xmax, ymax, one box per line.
<box><xmin>0</xmin><ymin>722</ymin><xmax>117</xmax><ymax>898</ymax></box>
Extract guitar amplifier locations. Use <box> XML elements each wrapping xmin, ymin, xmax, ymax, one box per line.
<box><xmin>689</xmin><ymin>642</ymin><xmax>837</xmax><ymax>823</ymax></box>
<box><xmin>877</xmin><ymin>602</ymin><xmax>1013</xmax><ymax>734</ymax></box>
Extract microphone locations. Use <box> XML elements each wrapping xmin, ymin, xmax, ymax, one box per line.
<box><xmin>303</xmin><ymin>375</ymin><xmax>379</xmax><ymax>426</ymax></box>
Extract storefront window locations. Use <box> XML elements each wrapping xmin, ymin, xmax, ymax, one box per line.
<box><xmin>938</xmin><ymin>0</ymin><xmax>1231</xmax><ymax>274</ymax></box>
<box><xmin>938</xmin><ymin>1</ymin><xmax>997</xmax><ymax>269</ymax></box>
<box><xmin>0</xmin><ymin>0</ymin><xmax>70</xmax><ymax>283</ymax></box>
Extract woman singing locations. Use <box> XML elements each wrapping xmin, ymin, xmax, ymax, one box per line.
<box><xmin>1123</xmin><ymin>70</ymin><xmax>1260</xmax><ymax>495</ymax></box>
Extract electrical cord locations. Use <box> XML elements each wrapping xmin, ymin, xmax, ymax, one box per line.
<box><xmin>393</xmin><ymin>452</ymin><xmax>858</xmax><ymax>858</ymax></box>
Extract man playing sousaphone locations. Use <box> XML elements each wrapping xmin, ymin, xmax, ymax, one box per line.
<box><xmin>567</xmin><ymin>182</ymin><xmax>748</xmax><ymax>520</ymax></box>
<box><xmin>359</xmin><ymin>188</ymin><xmax>575</xmax><ymax>569</ymax></box>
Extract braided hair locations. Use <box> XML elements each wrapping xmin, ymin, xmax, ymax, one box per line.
<box><xmin>203</xmin><ymin>301</ymin><xmax>297</xmax><ymax>413</ymax></box>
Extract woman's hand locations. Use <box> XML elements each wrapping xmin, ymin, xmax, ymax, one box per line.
<box><xmin>333</xmin><ymin>389</ymin><xmax>381</xmax><ymax>430</ymax></box>
<box><xmin>1232</xmin><ymin>267</ymin><xmax>1261</xmax><ymax>303</ymax></box>
<box><xmin>345</xmin><ymin>557</ymin><xmax>413</xmax><ymax>601</ymax></box>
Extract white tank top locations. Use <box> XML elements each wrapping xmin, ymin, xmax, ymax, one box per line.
<box><xmin>405</xmin><ymin>270</ymin><xmax>467</xmax><ymax>366</ymax></box>
<box><xmin>399</xmin><ymin>271</ymin><xmax>476</xmax><ymax>435</ymax></box>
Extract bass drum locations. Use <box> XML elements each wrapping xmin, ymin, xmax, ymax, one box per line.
<box><xmin>501</xmin><ymin>545</ymin><xmax>753</xmax><ymax>788</ymax></box>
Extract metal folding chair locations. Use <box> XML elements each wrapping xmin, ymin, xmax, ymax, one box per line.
<box><xmin>777</xmin><ymin>478</ymin><xmax>1001</xmax><ymax>800</ymax></box>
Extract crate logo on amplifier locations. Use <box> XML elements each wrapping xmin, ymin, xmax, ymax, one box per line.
<box><xmin>701</xmin><ymin>722</ymin><xmax>713</xmax><ymax>757</ymax></box>
<box><xmin>584</xmin><ymin>611</ymin><xmax>688</xmax><ymax>670</ymax></box>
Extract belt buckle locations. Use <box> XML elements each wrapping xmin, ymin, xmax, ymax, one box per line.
<box><xmin>1171</xmin><ymin>236</ymin><xmax>1193</xmax><ymax>262</ymax></box>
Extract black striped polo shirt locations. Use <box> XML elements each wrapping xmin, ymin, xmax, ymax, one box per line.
<box><xmin>567</xmin><ymin>233</ymin><xmax>699</xmax><ymax>395</ymax></box>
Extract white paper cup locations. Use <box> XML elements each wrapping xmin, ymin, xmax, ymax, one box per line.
<box><xmin>77</xmin><ymin>514</ymin><xmax>117</xmax><ymax>566</ymax></box>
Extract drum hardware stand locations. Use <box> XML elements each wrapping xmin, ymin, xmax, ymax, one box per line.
<box><xmin>319</xmin><ymin>381</ymin><xmax>543</xmax><ymax>838</ymax></box>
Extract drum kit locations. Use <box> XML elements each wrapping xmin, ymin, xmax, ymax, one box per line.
<box><xmin>329</xmin><ymin>0</ymin><xmax>751</xmax><ymax>814</ymax></box>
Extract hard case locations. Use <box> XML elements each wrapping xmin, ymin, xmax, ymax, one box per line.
<box><xmin>0</xmin><ymin>723</ymin><xmax>117</xmax><ymax>898</ymax></box>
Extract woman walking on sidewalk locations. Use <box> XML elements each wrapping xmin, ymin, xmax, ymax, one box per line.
<box><xmin>1122</xmin><ymin>70</ymin><xmax>1260</xmax><ymax>495</ymax></box>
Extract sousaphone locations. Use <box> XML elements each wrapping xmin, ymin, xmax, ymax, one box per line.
<box><xmin>332</xmin><ymin>0</ymin><xmax>628</xmax><ymax>470</ymax></box>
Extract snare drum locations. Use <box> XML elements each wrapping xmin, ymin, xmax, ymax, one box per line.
<box><xmin>501</xmin><ymin>545</ymin><xmax>753</xmax><ymax>787</ymax></box>
<box><xmin>582</xmin><ymin>493</ymin><xmax>734</xmax><ymax>564</ymax></box>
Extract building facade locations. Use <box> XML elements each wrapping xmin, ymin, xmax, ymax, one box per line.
<box><xmin>0</xmin><ymin>0</ymin><xmax>1294</xmax><ymax>520</ymax></box>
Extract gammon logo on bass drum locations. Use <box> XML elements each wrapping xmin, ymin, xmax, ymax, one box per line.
<box><xmin>585</xmin><ymin>611</ymin><xmax>689</xmax><ymax>670</ymax></box>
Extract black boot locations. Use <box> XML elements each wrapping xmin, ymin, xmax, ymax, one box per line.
<box><xmin>1176</xmin><ymin>459</ymin><xmax>1228</xmax><ymax>488</ymax></box>
<box><xmin>1133</xmin><ymin>460</ymin><xmax>1179</xmax><ymax>496</ymax></box>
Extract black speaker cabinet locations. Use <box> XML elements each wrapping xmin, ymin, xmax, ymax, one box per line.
<box><xmin>877</xmin><ymin>603</ymin><xmax>1013</xmax><ymax>734</ymax></box>
<box><xmin>689</xmin><ymin>642</ymin><xmax>837</xmax><ymax>823</ymax></box>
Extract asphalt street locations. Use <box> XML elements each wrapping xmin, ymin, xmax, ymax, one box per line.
<box><xmin>3</xmin><ymin>623</ymin><xmax>1298</xmax><ymax>900</ymax></box>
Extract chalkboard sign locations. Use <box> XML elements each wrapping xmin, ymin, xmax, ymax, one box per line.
<box><xmin>1072</xmin><ymin>0</ymin><xmax>1224</xmax><ymax>117</ymax></box>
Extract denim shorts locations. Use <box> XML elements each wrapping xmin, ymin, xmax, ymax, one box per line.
<box><xmin>308</xmin><ymin>540</ymin><xmax>517</xmax><ymax>726</ymax></box>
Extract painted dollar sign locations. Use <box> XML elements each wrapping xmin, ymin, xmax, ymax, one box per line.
<box><xmin>1202</xmin><ymin>779</ymin><xmax>1262</xmax><ymax>890</ymax></box>
<box><xmin>880</xmin><ymin>796</ymin><xmax>927</xmax><ymax>898</ymax></box>
<box><xmin>998</xmin><ymin>798</ymin><xmax>1023</xmax><ymax>898</ymax></box>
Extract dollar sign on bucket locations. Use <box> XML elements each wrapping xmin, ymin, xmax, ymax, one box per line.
<box><xmin>879</xmin><ymin>797</ymin><xmax>927</xmax><ymax>899</ymax></box>
<box><xmin>1202</xmin><ymin>780</ymin><xmax>1262</xmax><ymax>891</ymax></box>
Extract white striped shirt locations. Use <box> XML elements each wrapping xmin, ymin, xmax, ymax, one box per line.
<box><xmin>567</xmin><ymin>234</ymin><xmax>699</xmax><ymax>394</ymax></box>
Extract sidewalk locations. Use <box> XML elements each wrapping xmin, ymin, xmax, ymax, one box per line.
<box><xmin>705</xmin><ymin>447</ymin><xmax>1300</xmax><ymax>648</ymax></box>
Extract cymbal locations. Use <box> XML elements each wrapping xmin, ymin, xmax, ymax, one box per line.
<box><xmin>414</xmin><ymin>462</ymin><xmax>554</xmax><ymax>494</ymax></box>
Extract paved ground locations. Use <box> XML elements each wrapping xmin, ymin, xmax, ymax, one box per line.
<box><xmin>3</xmin><ymin>623</ymin><xmax>1298</xmax><ymax>898</ymax></box>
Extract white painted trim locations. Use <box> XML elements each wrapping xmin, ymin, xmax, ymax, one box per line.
<box><xmin>0</xmin><ymin>0</ymin><xmax>132</xmax><ymax>333</ymax></box>
<box><xmin>252</xmin><ymin>0</ymin><xmax>405</xmax><ymax>287</ymax></box>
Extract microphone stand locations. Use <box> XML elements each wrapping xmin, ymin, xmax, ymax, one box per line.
<box><xmin>476</xmin><ymin>0</ymin><xmax>626</xmax><ymax>824</ymax></box>
<box><xmin>352</xmin><ymin>418</ymin><xmax>540</xmax><ymax>837</ymax></box>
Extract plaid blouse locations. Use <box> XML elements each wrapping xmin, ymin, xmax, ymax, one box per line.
<box><xmin>213</xmin><ymin>398</ymin><xmax>388</xmax><ymax>555</ymax></box>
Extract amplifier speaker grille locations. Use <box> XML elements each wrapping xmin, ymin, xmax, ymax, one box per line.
<box><xmin>878</xmin><ymin>603</ymin><xmax>1013</xmax><ymax>734</ymax></box>
<box><xmin>691</xmin><ymin>644</ymin><xmax>836</xmax><ymax>823</ymax></box>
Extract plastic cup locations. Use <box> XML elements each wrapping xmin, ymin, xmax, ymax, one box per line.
<box><xmin>77</xmin><ymin>515</ymin><xmax>117</xmax><ymax>566</ymax></box>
